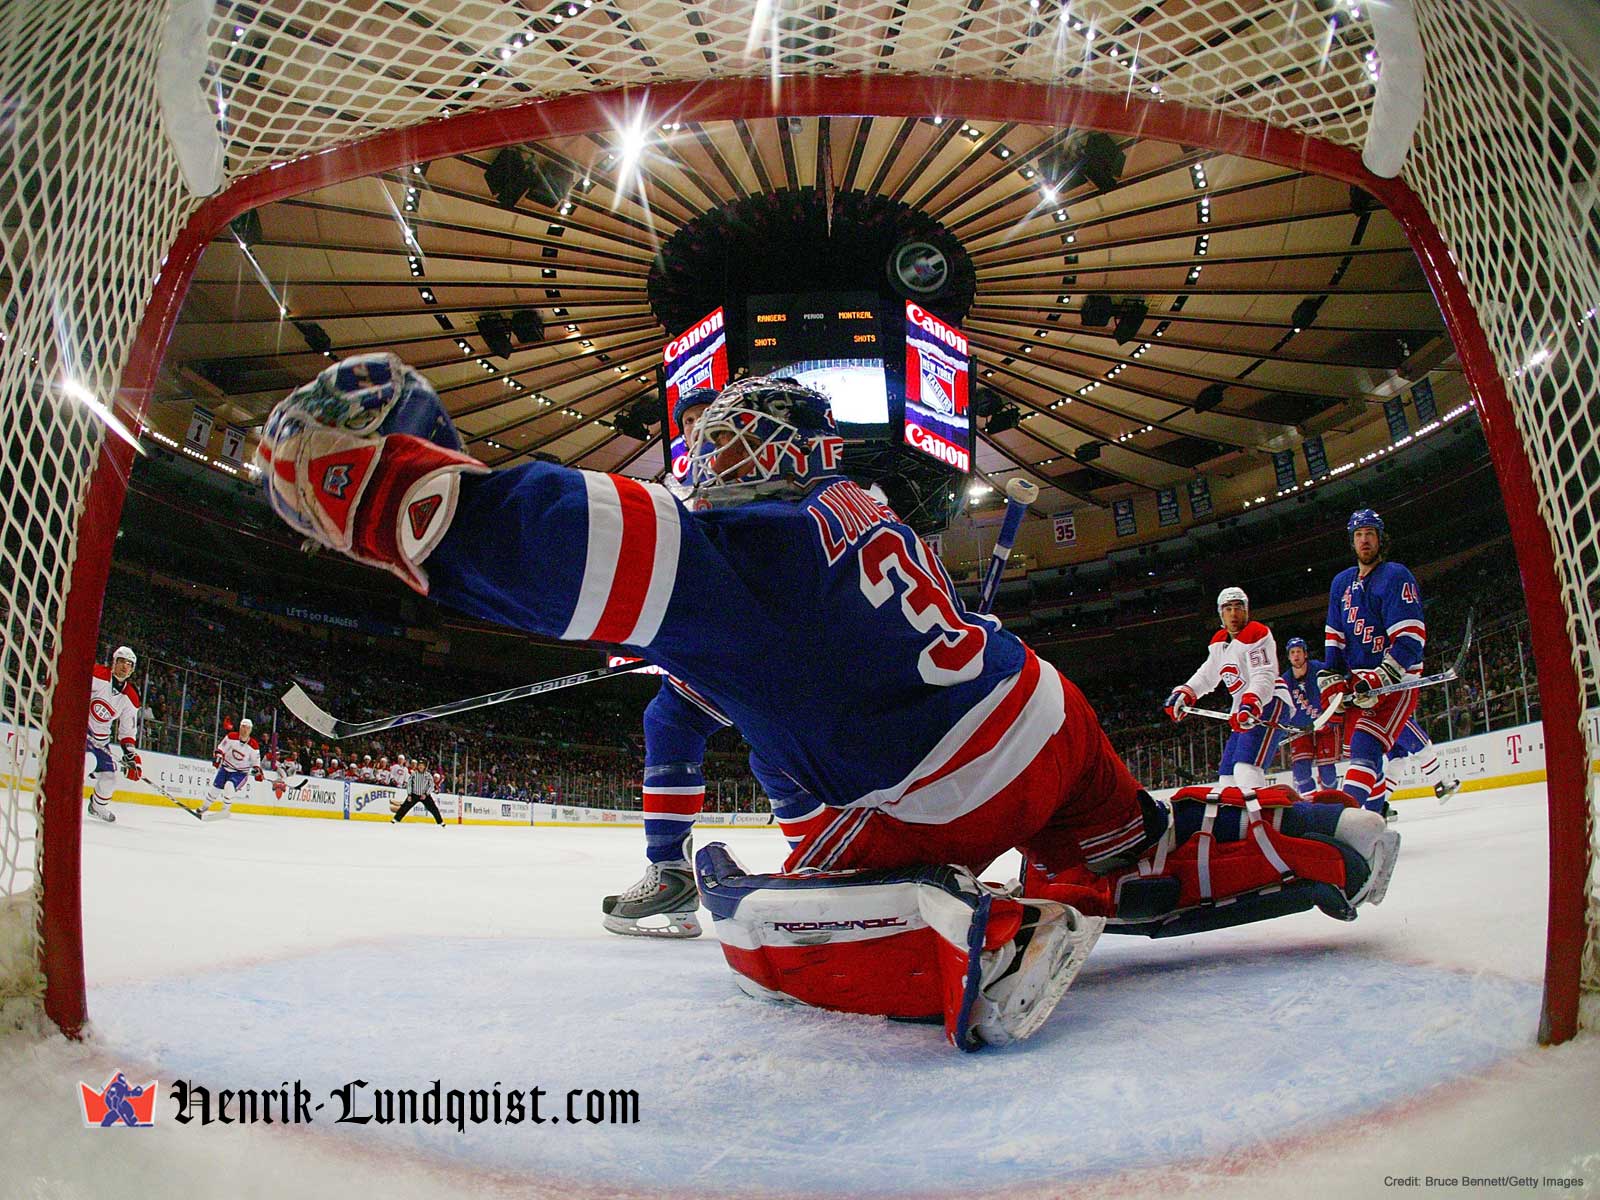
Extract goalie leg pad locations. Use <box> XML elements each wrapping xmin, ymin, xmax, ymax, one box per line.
<box><xmin>1025</xmin><ymin>789</ymin><xmax>1396</xmax><ymax>935</ymax></box>
<box><xmin>694</xmin><ymin>844</ymin><xmax>1101</xmax><ymax>1050</ymax></box>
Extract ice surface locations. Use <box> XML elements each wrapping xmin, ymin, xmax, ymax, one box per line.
<box><xmin>3</xmin><ymin>782</ymin><xmax>1598</xmax><ymax>1199</ymax></box>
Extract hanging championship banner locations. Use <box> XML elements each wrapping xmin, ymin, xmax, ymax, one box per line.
<box><xmin>185</xmin><ymin>405</ymin><xmax>214</xmax><ymax>450</ymax></box>
<box><xmin>1156</xmin><ymin>488</ymin><xmax>1181</xmax><ymax>527</ymax></box>
<box><xmin>1384</xmin><ymin>398</ymin><xmax>1410</xmax><ymax>440</ymax></box>
<box><xmin>1187</xmin><ymin>476</ymin><xmax>1213</xmax><ymax>518</ymax></box>
<box><xmin>1272</xmin><ymin>450</ymin><xmax>1297</xmax><ymax>491</ymax></box>
<box><xmin>1052</xmin><ymin>511</ymin><xmax>1077</xmax><ymax>546</ymax></box>
<box><xmin>1411</xmin><ymin>377</ymin><xmax>1437</xmax><ymax>424</ymax></box>
<box><xmin>924</xmin><ymin>531</ymin><xmax>943</xmax><ymax>560</ymax></box>
<box><xmin>1303</xmin><ymin>433</ymin><xmax>1329</xmax><ymax>479</ymax></box>
<box><xmin>1112</xmin><ymin>497</ymin><xmax>1136</xmax><ymax>538</ymax></box>
<box><xmin>219</xmin><ymin>424</ymin><xmax>247</xmax><ymax>466</ymax></box>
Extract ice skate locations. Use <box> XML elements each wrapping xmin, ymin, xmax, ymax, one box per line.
<box><xmin>969</xmin><ymin>901</ymin><xmax>1104</xmax><ymax>1047</ymax></box>
<box><xmin>86</xmin><ymin>798</ymin><xmax>116</xmax><ymax>824</ymax></box>
<box><xmin>601</xmin><ymin>863</ymin><xmax>702</xmax><ymax>938</ymax></box>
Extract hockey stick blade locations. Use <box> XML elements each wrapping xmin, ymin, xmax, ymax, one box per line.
<box><xmin>281</xmin><ymin>661</ymin><xmax>656</xmax><ymax>740</ymax></box>
<box><xmin>144</xmin><ymin>779</ymin><xmax>205</xmax><ymax>820</ymax></box>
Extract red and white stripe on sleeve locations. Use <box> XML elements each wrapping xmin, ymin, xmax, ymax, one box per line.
<box><xmin>561</xmin><ymin>473</ymin><xmax>683</xmax><ymax>647</ymax></box>
<box><xmin>1386</xmin><ymin>618</ymin><xmax>1426</xmax><ymax>668</ymax></box>
<box><xmin>1324</xmin><ymin>623</ymin><xmax>1345</xmax><ymax>648</ymax></box>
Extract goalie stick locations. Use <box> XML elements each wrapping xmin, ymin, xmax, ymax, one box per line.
<box><xmin>282</xmin><ymin>659</ymin><xmax>655</xmax><ymax>739</ymax></box>
<box><xmin>976</xmin><ymin>478</ymin><xmax>1040</xmax><ymax>615</ymax></box>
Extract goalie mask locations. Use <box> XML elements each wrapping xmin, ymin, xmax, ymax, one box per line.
<box><xmin>683</xmin><ymin>375</ymin><xmax>845</xmax><ymax>504</ymax></box>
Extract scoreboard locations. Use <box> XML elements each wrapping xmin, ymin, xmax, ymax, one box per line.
<box><xmin>745</xmin><ymin>290</ymin><xmax>889</xmax><ymax>433</ymax></box>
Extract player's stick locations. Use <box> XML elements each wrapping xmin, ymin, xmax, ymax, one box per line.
<box><xmin>141</xmin><ymin>778</ymin><xmax>205</xmax><ymax>820</ymax></box>
<box><xmin>1184</xmin><ymin>705</ymin><xmax>1323</xmax><ymax>734</ymax></box>
<box><xmin>976</xmin><ymin>478</ymin><xmax>1040</xmax><ymax>615</ymax></box>
<box><xmin>281</xmin><ymin>659</ymin><xmax>656</xmax><ymax>739</ymax></box>
<box><xmin>1356</xmin><ymin>607</ymin><xmax>1476</xmax><ymax>700</ymax></box>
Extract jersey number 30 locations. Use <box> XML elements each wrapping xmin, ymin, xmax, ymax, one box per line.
<box><xmin>858</xmin><ymin>528</ymin><xmax>988</xmax><ymax>685</ymax></box>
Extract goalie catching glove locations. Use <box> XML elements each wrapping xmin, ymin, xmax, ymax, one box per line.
<box><xmin>256</xmin><ymin>353</ymin><xmax>487</xmax><ymax>593</ymax></box>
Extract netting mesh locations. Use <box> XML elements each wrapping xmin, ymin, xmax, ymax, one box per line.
<box><xmin>0</xmin><ymin>0</ymin><xmax>1595</xmax><ymax>1028</ymax></box>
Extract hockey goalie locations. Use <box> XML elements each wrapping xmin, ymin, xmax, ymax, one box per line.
<box><xmin>259</xmin><ymin>354</ymin><xmax>1399</xmax><ymax>1051</ymax></box>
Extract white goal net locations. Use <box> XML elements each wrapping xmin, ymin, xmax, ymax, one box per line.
<box><xmin>1</xmin><ymin>0</ymin><xmax>1595</xmax><ymax>1038</ymax></box>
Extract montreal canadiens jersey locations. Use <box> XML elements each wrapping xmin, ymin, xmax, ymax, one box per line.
<box><xmin>428</xmin><ymin>467</ymin><xmax>1043</xmax><ymax>823</ymax></box>
<box><xmin>1181</xmin><ymin>622</ymin><xmax>1292</xmax><ymax>715</ymax></box>
<box><xmin>1324</xmin><ymin>561</ymin><xmax>1426</xmax><ymax>675</ymax></box>
<box><xmin>88</xmin><ymin>665</ymin><xmax>139</xmax><ymax>748</ymax></box>
<box><xmin>214</xmin><ymin>732</ymin><xmax>261</xmax><ymax>773</ymax></box>
<box><xmin>1280</xmin><ymin>659</ymin><xmax>1328</xmax><ymax>726</ymax></box>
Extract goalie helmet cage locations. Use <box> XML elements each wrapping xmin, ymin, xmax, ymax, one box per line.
<box><xmin>0</xmin><ymin>1</ymin><xmax>1595</xmax><ymax>1042</ymax></box>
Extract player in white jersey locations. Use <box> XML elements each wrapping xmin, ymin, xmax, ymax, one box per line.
<box><xmin>388</xmin><ymin>753</ymin><xmax>409</xmax><ymax>788</ymax></box>
<box><xmin>201</xmin><ymin>717</ymin><xmax>263</xmax><ymax>815</ymax></box>
<box><xmin>1164</xmin><ymin>587</ymin><xmax>1295</xmax><ymax>790</ymax></box>
<box><xmin>85</xmin><ymin>645</ymin><xmax>142</xmax><ymax>823</ymax></box>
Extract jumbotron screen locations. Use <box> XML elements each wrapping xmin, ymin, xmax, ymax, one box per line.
<box><xmin>745</xmin><ymin>291</ymin><xmax>890</xmax><ymax>436</ymax></box>
<box><xmin>662</xmin><ymin>306</ymin><xmax>730</xmax><ymax>480</ymax></box>
<box><xmin>902</xmin><ymin>301</ymin><xmax>973</xmax><ymax>474</ymax></box>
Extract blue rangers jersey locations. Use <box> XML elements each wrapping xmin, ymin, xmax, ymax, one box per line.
<box><xmin>1280</xmin><ymin>658</ymin><xmax>1328</xmax><ymax>728</ymax></box>
<box><xmin>1324</xmin><ymin>561</ymin><xmax>1426</xmax><ymax>676</ymax></box>
<box><xmin>428</xmin><ymin>467</ymin><xmax>1054</xmax><ymax>824</ymax></box>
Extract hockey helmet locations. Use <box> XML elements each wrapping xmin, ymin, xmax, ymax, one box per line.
<box><xmin>1286</xmin><ymin>636</ymin><xmax>1308</xmax><ymax>653</ymax></box>
<box><xmin>395</xmin><ymin>753</ymin><xmax>406</xmax><ymax>763</ymax></box>
<box><xmin>314</xmin><ymin>757</ymin><xmax>324</xmax><ymax>765</ymax></box>
<box><xmin>363</xmin><ymin>754</ymin><xmax>372</xmax><ymax>762</ymax></box>
<box><xmin>1346</xmin><ymin>507</ymin><xmax>1384</xmax><ymax>535</ymax></box>
<box><xmin>238</xmin><ymin>717</ymin><xmax>253</xmax><ymax>732</ymax></box>
<box><xmin>683</xmin><ymin>374</ymin><xmax>843</xmax><ymax>501</ymax></box>
<box><xmin>672</xmin><ymin>386</ymin><xmax>719</xmax><ymax>440</ymax></box>
<box><xmin>110</xmin><ymin>645</ymin><xmax>137</xmax><ymax>679</ymax></box>
<box><xmin>1216</xmin><ymin>585</ymin><xmax>1249</xmax><ymax>612</ymax></box>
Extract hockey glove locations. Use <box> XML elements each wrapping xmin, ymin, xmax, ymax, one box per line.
<box><xmin>1351</xmin><ymin>656</ymin><xmax>1407</xmax><ymax>708</ymax></box>
<box><xmin>1230</xmin><ymin>694</ymin><xmax>1262</xmax><ymax>732</ymax></box>
<box><xmin>256</xmin><ymin>353</ymin><xmax>487</xmax><ymax>594</ymax></box>
<box><xmin>1164</xmin><ymin>686</ymin><xmax>1196</xmax><ymax>723</ymax></box>
<box><xmin>214</xmin><ymin>752</ymin><xmax>225</xmax><ymax>768</ymax></box>
<box><xmin>253</xmin><ymin>767</ymin><xmax>265</xmax><ymax>782</ymax></box>
<box><xmin>1317</xmin><ymin>669</ymin><xmax>1349</xmax><ymax>713</ymax></box>
<box><xmin>121</xmin><ymin>748</ymin><xmax>142</xmax><ymax>782</ymax></box>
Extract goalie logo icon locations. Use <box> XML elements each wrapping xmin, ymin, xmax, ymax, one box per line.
<box><xmin>79</xmin><ymin>1071</ymin><xmax>157</xmax><ymax>1128</ymax></box>
<box><xmin>408</xmin><ymin>493</ymin><xmax>443</xmax><ymax>540</ymax></box>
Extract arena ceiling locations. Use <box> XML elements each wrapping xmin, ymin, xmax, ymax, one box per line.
<box><xmin>154</xmin><ymin>113</ymin><xmax>1451</xmax><ymax>509</ymax></box>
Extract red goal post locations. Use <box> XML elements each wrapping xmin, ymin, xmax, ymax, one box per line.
<box><xmin>3</xmin><ymin>2</ymin><xmax>1595</xmax><ymax>1044</ymax></box>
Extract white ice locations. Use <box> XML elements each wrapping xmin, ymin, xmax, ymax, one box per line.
<box><xmin>4</xmin><ymin>782</ymin><xmax>1599</xmax><ymax>1199</ymax></box>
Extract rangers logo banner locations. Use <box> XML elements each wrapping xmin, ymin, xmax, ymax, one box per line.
<box><xmin>663</xmin><ymin>307</ymin><xmax>729</xmax><ymax>479</ymax></box>
<box><xmin>1052</xmin><ymin>511</ymin><xmax>1077</xmax><ymax>546</ymax></box>
<box><xmin>1157</xmin><ymin>488</ymin><xmax>1181</xmax><ymax>527</ymax></box>
<box><xmin>902</xmin><ymin>301</ymin><xmax>971</xmax><ymax>473</ymax></box>
<box><xmin>1187</xmin><ymin>476</ymin><xmax>1213</xmax><ymax>518</ymax></box>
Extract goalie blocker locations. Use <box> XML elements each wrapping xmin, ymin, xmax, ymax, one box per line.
<box><xmin>697</xmin><ymin>785</ymin><xmax>1397</xmax><ymax>1050</ymax></box>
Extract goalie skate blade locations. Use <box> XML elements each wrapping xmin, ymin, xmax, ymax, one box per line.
<box><xmin>602</xmin><ymin>911</ymin><xmax>703</xmax><ymax>939</ymax></box>
<box><xmin>974</xmin><ymin>911</ymin><xmax>1106</xmax><ymax>1047</ymax></box>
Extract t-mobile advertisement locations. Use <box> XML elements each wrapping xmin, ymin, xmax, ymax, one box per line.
<box><xmin>902</xmin><ymin>301</ymin><xmax>972</xmax><ymax>473</ymax></box>
<box><xmin>662</xmin><ymin>306</ymin><xmax>729</xmax><ymax>480</ymax></box>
